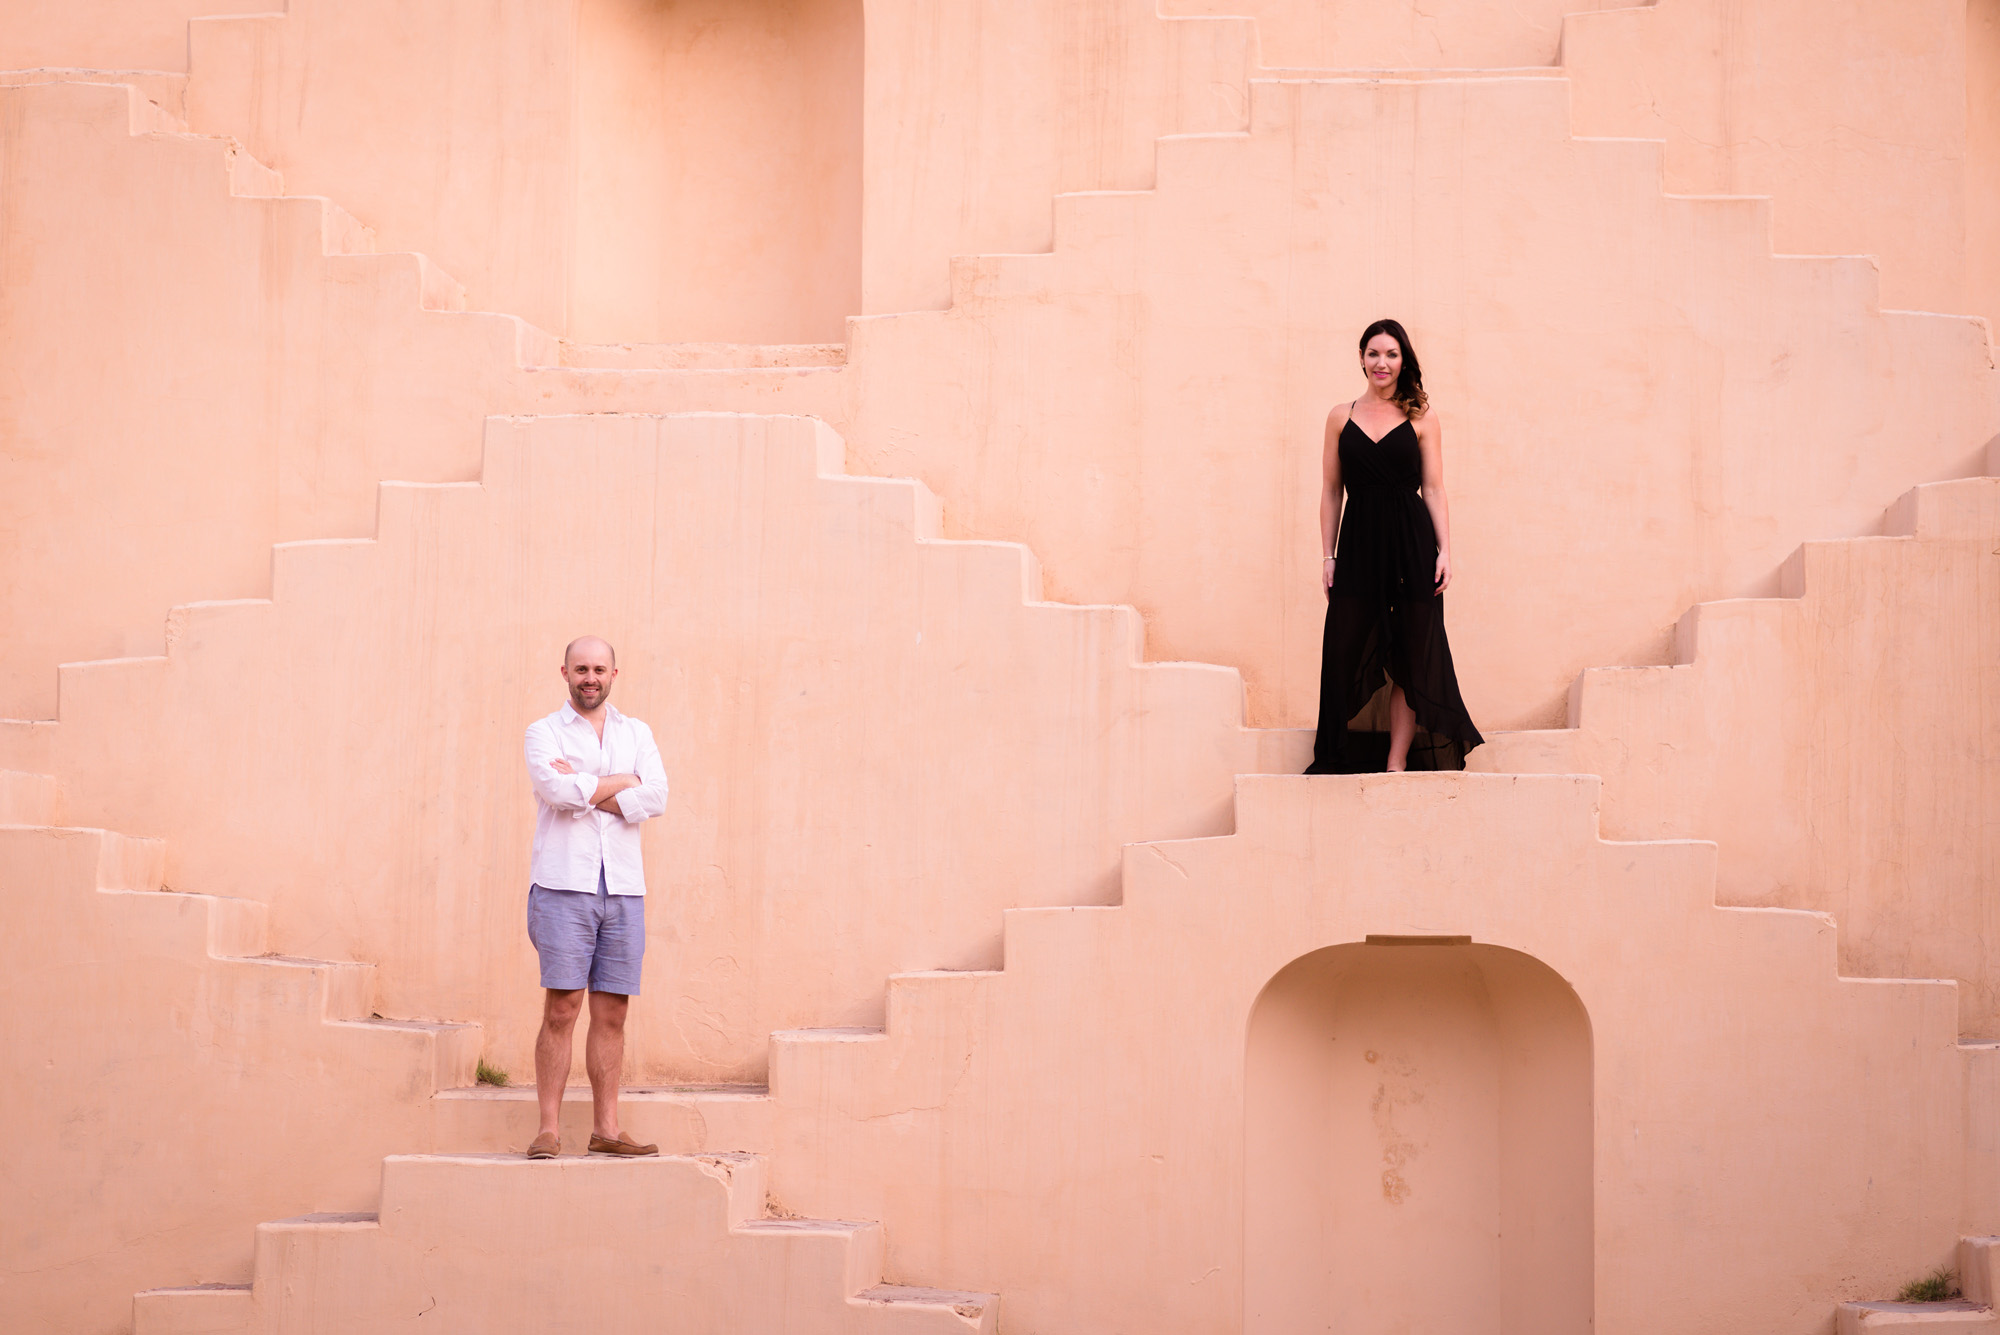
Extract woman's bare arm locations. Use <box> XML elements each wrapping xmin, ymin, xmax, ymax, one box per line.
<box><xmin>1321</xmin><ymin>406</ymin><xmax>1348</xmax><ymax>588</ymax></box>
<box><xmin>1415</xmin><ymin>410</ymin><xmax>1453</xmax><ymax>592</ymax></box>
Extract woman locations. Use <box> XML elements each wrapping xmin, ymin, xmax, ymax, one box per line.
<box><xmin>1305</xmin><ymin>319</ymin><xmax>1483</xmax><ymax>774</ymax></box>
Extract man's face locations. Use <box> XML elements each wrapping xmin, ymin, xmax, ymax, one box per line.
<box><xmin>561</xmin><ymin>643</ymin><xmax>617</xmax><ymax>713</ymax></box>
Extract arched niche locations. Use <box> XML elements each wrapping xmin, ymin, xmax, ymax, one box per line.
<box><xmin>1244</xmin><ymin>939</ymin><xmax>1592</xmax><ymax>1334</ymax></box>
<box><xmin>569</xmin><ymin>0</ymin><xmax>863</xmax><ymax>344</ymax></box>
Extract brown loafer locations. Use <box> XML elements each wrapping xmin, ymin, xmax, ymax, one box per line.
<box><xmin>587</xmin><ymin>1131</ymin><xmax>658</xmax><ymax>1157</ymax></box>
<box><xmin>526</xmin><ymin>1132</ymin><xmax>560</xmax><ymax>1160</ymax></box>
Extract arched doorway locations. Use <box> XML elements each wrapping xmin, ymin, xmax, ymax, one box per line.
<box><xmin>1245</xmin><ymin>940</ymin><xmax>1592</xmax><ymax>1333</ymax></box>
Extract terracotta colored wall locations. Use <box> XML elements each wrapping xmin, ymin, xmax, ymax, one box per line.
<box><xmin>1565</xmin><ymin>0</ymin><xmax>1974</xmax><ymax>321</ymax></box>
<box><xmin>3</xmin><ymin>6</ymin><xmax>1997</xmax><ymax>1326</ymax></box>
<box><xmin>0</xmin><ymin>81</ymin><xmax>554</xmax><ymax>720</ymax></box>
<box><xmin>0</xmin><ymin>827</ymin><xmax>475</xmax><ymax>1333</ymax></box>
<box><xmin>1474</xmin><ymin>479</ymin><xmax>2000</xmax><ymax>1035</ymax></box>
<box><xmin>569</xmin><ymin>0</ymin><xmax>862</xmax><ymax>343</ymax></box>
<box><xmin>857</xmin><ymin>2</ymin><xmax>1253</xmax><ymax>313</ymax></box>
<box><xmin>843</xmin><ymin>77</ymin><xmax>1999</xmax><ymax>730</ymax></box>
<box><xmin>177</xmin><ymin>0</ymin><xmax>1253</xmax><ymax>329</ymax></box>
<box><xmin>765</xmin><ymin>776</ymin><xmax>1971</xmax><ymax>1334</ymax></box>
<box><xmin>1245</xmin><ymin>944</ymin><xmax>1592</xmax><ymax>1334</ymax></box>
<box><xmin>0</xmin><ymin>0</ymin><xmax>266</xmax><ymax>72</ymax></box>
<box><xmin>186</xmin><ymin>2</ymin><xmax>584</xmax><ymax>334</ymax></box>
<box><xmin>1169</xmin><ymin>0</ymin><xmax>1623</xmax><ymax>69</ymax></box>
<box><xmin>1972</xmin><ymin>0</ymin><xmax>2000</xmax><ymax>326</ymax></box>
<box><xmin>3</xmin><ymin>414</ymin><xmax>1284</xmax><ymax>1084</ymax></box>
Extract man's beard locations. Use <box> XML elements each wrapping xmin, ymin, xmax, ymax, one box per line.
<box><xmin>569</xmin><ymin>681</ymin><xmax>611</xmax><ymax>712</ymax></box>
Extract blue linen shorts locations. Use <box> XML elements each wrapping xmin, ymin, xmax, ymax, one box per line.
<box><xmin>526</xmin><ymin>866</ymin><xmax>645</xmax><ymax>995</ymax></box>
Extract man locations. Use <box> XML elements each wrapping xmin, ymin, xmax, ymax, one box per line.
<box><xmin>521</xmin><ymin>635</ymin><xmax>669</xmax><ymax>1159</ymax></box>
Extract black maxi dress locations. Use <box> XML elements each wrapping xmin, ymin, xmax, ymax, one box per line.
<box><xmin>1305</xmin><ymin>412</ymin><xmax>1484</xmax><ymax>774</ymax></box>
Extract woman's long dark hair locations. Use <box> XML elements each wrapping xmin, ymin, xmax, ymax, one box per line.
<box><xmin>1359</xmin><ymin>318</ymin><xmax>1428</xmax><ymax>420</ymax></box>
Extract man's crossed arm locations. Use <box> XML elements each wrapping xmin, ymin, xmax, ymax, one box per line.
<box><xmin>550</xmin><ymin>757</ymin><xmax>641</xmax><ymax>812</ymax></box>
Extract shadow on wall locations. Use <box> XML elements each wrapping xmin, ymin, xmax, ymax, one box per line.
<box><xmin>1245</xmin><ymin>940</ymin><xmax>1593</xmax><ymax>1334</ymax></box>
<box><xmin>570</xmin><ymin>0</ymin><xmax>862</xmax><ymax>344</ymax></box>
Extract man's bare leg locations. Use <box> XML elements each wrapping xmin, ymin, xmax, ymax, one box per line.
<box><xmin>585</xmin><ymin>990</ymin><xmax>630</xmax><ymax>1141</ymax></box>
<box><xmin>535</xmin><ymin>987</ymin><xmax>585</xmax><ymax>1141</ymax></box>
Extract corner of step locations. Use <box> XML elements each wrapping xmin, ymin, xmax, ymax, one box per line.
<box><xmin>133</xmin><ymin>1282</ymin><xmax>252</xmax><ymax>1335</ymax></box>
<box><xmin>0</xmin><ymin>770</ymin><xmax>65</xmax><ymax>826</ymax></box>
<box><xmin>414</xmin><ymin>253</ymin><xmax>470</xmax><ymax>312</ymax></box>
<box><xmin>222</xmin><ymin>141</ymin><xmax>284</xmax><ymax>197</ymax></box>
<box><xmin>96</xmin><ymin>829</ymin><xmax>166</xmax><ymax>892</ymax></box>
<box><xmin>1835</xmin><ymin>1298</ymin><xmax>1997</xmax><ymax>1332</ymax></box>
<box><xmin>855</xmin><ymin>1285</ymin><xmax>999</xmax><ymax>1332</ymax></box>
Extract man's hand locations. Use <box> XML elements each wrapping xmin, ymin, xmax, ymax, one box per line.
<box><xmin>591</xmin><ymin>774</ymin><xmax>642</xmax><ymax>812</ymax></box>
<box><xmin>549</xmin><ymin>757</ymin><xmax>635</xmax><ymax>811</ymax></box>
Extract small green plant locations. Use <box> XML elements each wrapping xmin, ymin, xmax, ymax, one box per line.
<box><xmin>475</xmin><ymin>1058</ymin><xmax>510</xmax><ymax>1088</ymax></box>
<box><xmin>1895</xmin><ymin>1267</ymin><xmax>1960</xmax><ymax>1303</ymax></box>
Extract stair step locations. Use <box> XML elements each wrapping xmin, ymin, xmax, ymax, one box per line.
<box><xmin>131</xmin><ymin>1282</ymin><xmax>251</xmax><ymax>1335</ymax></box>
<box><xmin>430</xmin><ymin>1082</ymin><xmax>775</xmax><ymax>1157</ymax></box>
<box><xmin>560</xmin><ymin>341</ymin><xmax>847</xmax><ymax>370</ymax></box>
<box><xmin>1837</xmin><ymin>1301</ymin><xmax>1998</xmax><ymax>1332</ymax></box>
<box><xmin>95</xmin><ymin>829</ymin><xmax>166</xmax><ymax>891</ymax></box>
<box><xmin>1882</xmin><ymin>477</ymin><xmax>2000</xmax><ymax>540</ymax></box>
<box><xmin>0</xmin><ymin>770</ymin><xmax>63</xmax><ymax>825</ymax></box>
<box><xmin>155</xmin><ymin>1153</ymin><xmax>997</xmax><ymax>1331</ymax></box>
<box><xmin>1260</xmin><ymin>65</ymin><xmax>1566</xmax><ymax>82</ymax></box>
<box><xmin>1962</xmin><ymin>1236</ymin><xmax>2000</xmax><ymax>1305</ymax></box>
<box><xmin>858</xmin><ymin>1284</ymin><xmax>999</xmax><ymax>1320</ymax></box>
<box><xmin>0</xmin><ymin>68</ymin><xmax>189</xmax><ymax>125</ymax></box>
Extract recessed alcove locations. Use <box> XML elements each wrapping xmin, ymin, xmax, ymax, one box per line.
<box><xmin>1245</xmin><ymin>941</ymin><xmax>1592</xmax><ymax>1333</ymax></box>
<box><xmin>569</xmin><ymin>0</ymin><xmax>863</xmax><ymax>344</ymax></box>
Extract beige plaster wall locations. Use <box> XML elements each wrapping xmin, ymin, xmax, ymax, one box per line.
<box><xmin>1565</xmin><ymin>0</ymin><xmax>1975</xmax><ymax>321</ymax></box>
<box><xmin>569</xmin><ymin>0</ymin><xmax>862</xmax><ymax>344</ymax></box>
<box><xmin>0</xmin><ymin>0</ymin><xmax>266</xmax><ymax>73</ymax></box>
<box><xmin>0</xmin><ymin>826</ymin><xmax>477</xmax><ymax>1333</ymax></box>
<box><xmin>856</xmin><ymin>2</ymin><xmax>1253</xmax><ymax>314</ymax></box>
<box><xmin>766</xmin><ymin>775</ymin><xmax>1972</xmax><ymax>1334</ymax></box>
<box><xmin>0</xmin><ymin>81</ymin><xmax>548</xmax><ymax>720</ymax></box>
<box><xmin>1972</xmin><ymin>0</ymin><xmax>2000</xmax><ymax>326</ymax></box>
<box><xmin>139</xmin><ymin>1155</ymin><xmax>987</xmax><ymax>1335</ymax></box>
<box><xmin>1169</xmin><ymin>0</ymin><xmax>1623</xmax><ymax>70</ymax></box>
<box><xmin>174</xmin><ymin>1</ymin><xmax>1256</xmax><ymax>328</ymax></box>
<box><xmin>1245</xmin><ymin>944</ymin><xmax>1592</xmax><ymax>1333</ymax></box>
<box><xmin>0</xmin><ymin>78</ymin><xmax>851</xmax><ymax>722</ymax></box>
<box><xmin>1474</xmin><ymin>478</ymin><xmax>2000</xmax><ymax>1036</ymax></box>
<box><xmin>186</xmin><ymin>2</ymin><xmax>584</xmax><ymax>334</ymax></box>
<box><xmin>1</xmin><ymin>413</ymin><xmax>1288</xmax><ymax>1085</ymax></box>
<box><xmin>842</xmin><ymin>76</ymin><xmax>1999</xmax><ymax>730</ymax></box>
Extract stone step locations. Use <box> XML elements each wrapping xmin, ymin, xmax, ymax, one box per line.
<box><xmin>1883</xmin><ymin>477</ymin><xmax>2000</xmax><ymax>540</ymax></box>
<box><xmin>0</xmin><ymin>67</ymin><xmax>189</xmax><ymax>119</ymax></box>
<box><xmin>1258</xmin><ymin>65</ymin><xmax>1567</xmax><ymax>83</ymax></box>
<box><xmin>560</xmin><ymin>341</ymin><xmax>848</xmax><ymax>370</ymax></box>
<box><xmin>431</xmin><ymin>1082</ymin><xmax>775</xmax><ymax>1157</ymax></box>
<box><xmin>0</xmin><ymin>770</ymin><xmax>63</xmax><ymax>825</ymax></box>
<box><xmin>136</xmin><ymin>1153</ymin><xmax>996</xmax><ymax>1333</ymax></box>
<box><xmin>1837</xmin><ymin>1301</ymin><xmax>1998</xmax><ymax>1332</ymax></box>
<box><xmin>1961</xmin><ymin>1236</ymin><xmax>2000</xmax><ymax>1306</ymax></box>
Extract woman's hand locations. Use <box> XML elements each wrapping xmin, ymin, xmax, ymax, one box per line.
<box><xmin>1433</xmin><ymin>550</ymin><xmax>1452</xmax><ymax>593</ymax></box>
<box><xmin>1322</xmin><ymin>556</ymin><xmax>1336</xmax><ymax>589</ymax></box>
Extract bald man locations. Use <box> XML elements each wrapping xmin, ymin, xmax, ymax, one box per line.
<box><xmin>520</xmin><ymin>636</ymin><xmax>669</xmax><ymax>1159</ymax></box>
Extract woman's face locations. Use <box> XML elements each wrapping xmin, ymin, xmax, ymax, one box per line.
<box><xmin>1361</xmin><ymin>334</ymin><xmax>1403</xmax><ymax>391</ymax></box>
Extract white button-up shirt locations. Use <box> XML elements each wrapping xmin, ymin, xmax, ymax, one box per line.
<box><xmin>524</xmin><ymin>702</ymin><xmax>669</xmax><ymax>896</ymax></box>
